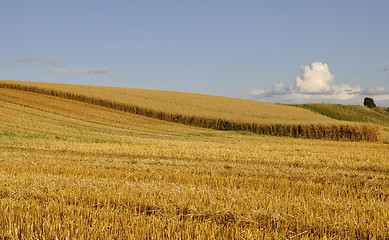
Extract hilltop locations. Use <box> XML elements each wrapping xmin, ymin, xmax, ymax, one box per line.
<box><xmin>290</xmin><ymin>103</ymin><xmax>389</xmax><ymax>127</ymax></box>
<box><xmin>290</xmin><ymin>103</ymin><xmax>389</xmax><ymax>141</ymax></box>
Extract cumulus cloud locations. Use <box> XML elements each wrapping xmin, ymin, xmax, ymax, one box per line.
<box><xmin>249</xmin><ymin>62</ymin><xmax>389</xmax><ymax>105</ymax></box>
<box><xmin>48</xmin><ymin>67</ymin><xmax>118</xmax><ymax>76</ymax></box>
<box><xmin>295</xmin><ymin>62</ymin><xmax>334</xmax><ymax>94</ymax></box>
<box><xmin>0</xmin><ymin>57</ymin><xmax>58</xmax><ymax>67</ymax></box>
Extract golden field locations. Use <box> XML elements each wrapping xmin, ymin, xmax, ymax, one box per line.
<box><xmin>0</xmin><ymin>86</ymin><xmax>388</xmax><ymax>239</ymax></box>
<box><xmin>0</xmin><ymin>80</ymin><xmax>335</xmax><ymax>124</ymax></box>
<box><xmin>0</xmin><ymin>80</ymin><xmax>383</xmax><ymax>141</ymax></box>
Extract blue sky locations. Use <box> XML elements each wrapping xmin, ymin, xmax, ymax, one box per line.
<box><xmin>1</xmin><ymin>0</ymin><xmax>389</xmax><ymax>105</ymax></box>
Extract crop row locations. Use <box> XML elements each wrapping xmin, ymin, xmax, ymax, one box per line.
<box><xmin>0</xmin><ymin>82</ymin><xmax>383</xmax><ymax>141</ymax></box>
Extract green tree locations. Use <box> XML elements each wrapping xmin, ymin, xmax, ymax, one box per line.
<box><xmin>363</xmin><ymin>97</ymin><xmax>376</xmax><ymax>108</ymax></box>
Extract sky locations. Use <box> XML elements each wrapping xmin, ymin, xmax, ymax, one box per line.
<box><xmin>1</xmin><ymin>0</ymin><xmax>389</xmax><ymax>106</ymax></box>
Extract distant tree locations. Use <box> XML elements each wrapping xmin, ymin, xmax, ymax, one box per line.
<box><xmin>364</xmin><ymin>97</ymin><xmax>376</xmax><ymax>108</ymax></box>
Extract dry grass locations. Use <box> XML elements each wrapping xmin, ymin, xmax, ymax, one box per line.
<box><xmin>0</xmin><ymin>80</ymin><xmax>383</xmax><ymax>141</ymax></box>
<box><xmin>0</xmin><ymin>88</ymin><xmax>388</xmax><ymax>239</ymax></box>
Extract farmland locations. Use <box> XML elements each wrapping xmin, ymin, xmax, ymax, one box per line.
<box><xmin>290</xmin><ymin>103</ymin><xmax>389</xmax><ymax>127</ymax></box>
<box><xmin>0</xmin><ymin>84</ymin><xmax>388</xmax><ymax>239</ymax></box>
<box><xmin>1</xmin><ymin>80</ymin><xmax>336</xmax><ymax>124</ymax></box>
<box><xmin>290</xmin><ymin>103</ymin><xmax>389</xmax><ymax>142</ymax></box>
<box><xmin>0</xmin><ymin>80</ymin><xmax>383</xmax><ymax>141</ymax></box>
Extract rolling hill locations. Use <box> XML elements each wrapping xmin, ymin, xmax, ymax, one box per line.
<box><xmin>290</xmin><ymin>103</ymin><xmax>389</xmax><ymax>142</ymax></box>
<box><xmin>0</xmin><ymin>80</ymin><xmax>383</xmax><ymax>141</ymax></box>
<box><xmin>290</xmin><ymin>103</ymin><xmax>389</xmax><ymax>127</ymax></box>
<box><xmin>0</xmin><ymin>81</ymin><xmax>388</xmax><ymax>238</ymax></box>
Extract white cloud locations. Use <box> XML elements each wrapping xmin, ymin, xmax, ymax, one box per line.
<box><xmin>295</xmin><ymin>62</ymin><xmax>334</xmax><ymax>94</ymax></box>
<box><xmin>48</xmin><ymin>67</ymin><xmax>118</xmax><ymax>76</ymax></box>
<box><xmin>249</xmin><ymin>82</ymin><xmax>286</xmax><ymax>97</ymax></box>
<box><xmin>330</xmin><ymin>84</ymin><xmax>362</xmax><ymax>100</ymax></box>
<box><xmin>249</xmin><ymin>62</ymin><xmax>389</xmax><ymax>105</ymax></box>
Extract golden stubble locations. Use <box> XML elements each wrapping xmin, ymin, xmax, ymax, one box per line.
<box><xmin>0</xmin><ymin>88</ymin><xmax>388</xmax><ymax>239</ymax></box>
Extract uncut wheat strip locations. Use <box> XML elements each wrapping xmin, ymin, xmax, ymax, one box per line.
<box><xmin>0</xmin><ymin>82</ymin><xmax>383</xmax><ymax>141</ymax></box>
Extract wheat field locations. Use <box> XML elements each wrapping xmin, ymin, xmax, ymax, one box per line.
<box><xmin>0</xmin><ymin>80</ymin><xmax>383</xmax><ymax>141</ymax></box>
<box><xmin>0</xmin><ymin>80</ymin><xmax>335</xmax><ymax>124</ymax></box>
<box><xmin>0</xmin><ymin>86</ymin><xmax>388</xmax><ymax>239</ymax></box>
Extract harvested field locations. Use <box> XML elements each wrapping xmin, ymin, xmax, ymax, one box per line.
<box><xmin>0</xmin><ymin>88</ymin><xmax>388</xmax><ymax>239</ymax></box>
